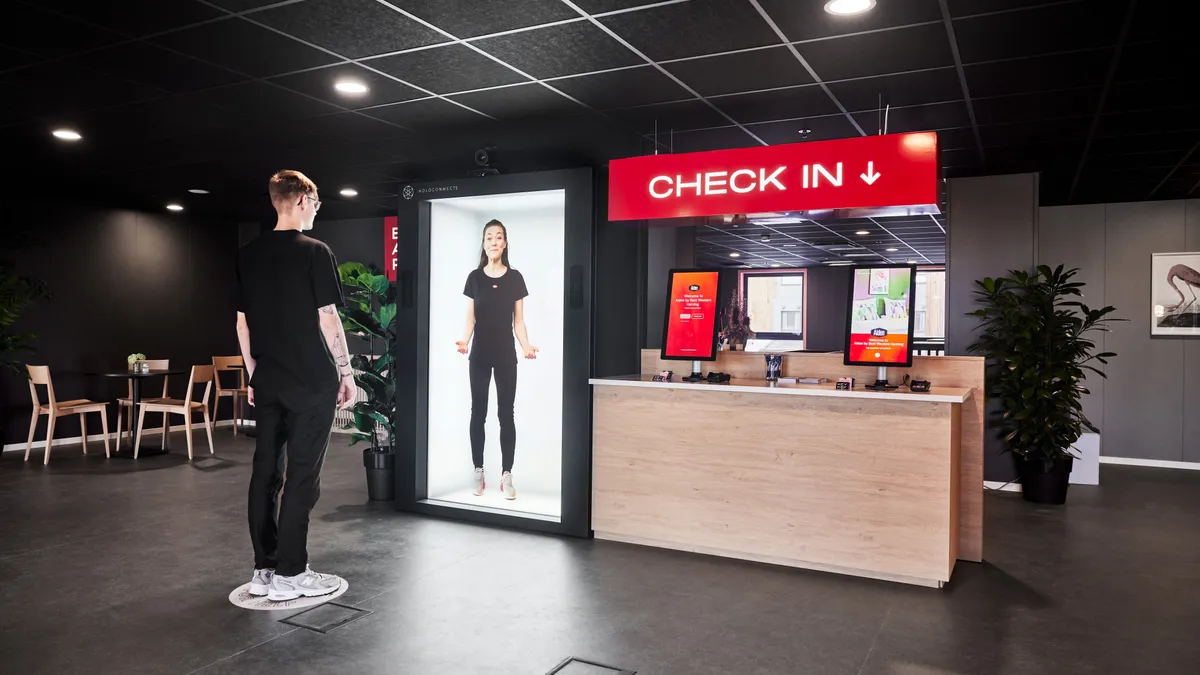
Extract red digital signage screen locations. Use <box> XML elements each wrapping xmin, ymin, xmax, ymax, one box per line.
<box><xmin>661</xmin><ymin>270</ymin><xmax>720</xmax><ymax>361</ymax></box>
<box><xmin>844</xmin><ymin>266</ymin><xmax>916</xmax><ymax>367</ymax></box>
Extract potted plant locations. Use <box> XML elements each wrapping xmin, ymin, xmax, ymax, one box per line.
<box><xmin>0</xmin><ymin>245</ymin><xmax>49</xmax><ymax>374</ymax></box>
<box><xmin>337</xmin><ymin>262</ymin><xmax>396</xmax><ymax>502</ymax></box>
<box><xmin>967</xmin><ymin>265</ymin><xmax>1120</xmax><ymax>504</ymax></box>
<box><xmin>126</xmin><ymin>353</ymin><xmax>147</xmax><ymax>370</ymax></box>
<box><xmin>722</xmin><ymin>290</ymin><xmax>753</xmax><ymax>350</ymax></box>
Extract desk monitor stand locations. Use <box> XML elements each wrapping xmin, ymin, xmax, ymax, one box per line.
<box><xmin>864</xmin><ymin>366</ymin><xmax>899</xmax><ymax>391</ymax></box>
<box><xmin>682</xmin><ymin>360</ymin><xmax>705</xmax><ymax>382</ymax></box>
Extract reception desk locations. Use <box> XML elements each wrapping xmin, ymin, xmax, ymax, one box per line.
<box><xmin>590</xmin><ymin>350</ymin><xmax>985</xmax><ymax>588</ymax></box>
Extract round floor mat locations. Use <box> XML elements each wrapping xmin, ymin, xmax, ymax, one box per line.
<box><xmin>228</xmin><ymin>578</ymin><xmax>349</xmax><ymax>611</ymax></box>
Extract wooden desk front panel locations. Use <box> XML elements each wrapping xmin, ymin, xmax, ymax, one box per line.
<box><xmin>593</xmin><ymin>386</ymin><xmax>958</xmax><ymax>583</ymax></box>
<box><xmin>641</xmin><ymin>350</ymin><xmax>983</xmax><ymax>562</ymax></box>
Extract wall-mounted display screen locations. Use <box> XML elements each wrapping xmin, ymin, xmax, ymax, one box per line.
<box><xmin>426</xmin><ymin>190</ymin><xmax>565</xmax><ymax>521</ymax></box>
<box><xmin>661</xmin><ymin>269</ymin><xmax>720</xmax><ymax>361</ymax></box>
<box><xmin>844</xmin><ymin>265</ymin><xmax>916</xmax><ymax>367</ymax></box>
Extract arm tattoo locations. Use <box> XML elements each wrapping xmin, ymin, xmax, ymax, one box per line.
<box><xmin>330</xmin><ymin>332</ymin><xmax>350</xmax><ymax>368</ymax></box>
<box><xmin>319</xmin><ymin>305</ymin><xmax>337</xmax><ymax>314</ymax></box>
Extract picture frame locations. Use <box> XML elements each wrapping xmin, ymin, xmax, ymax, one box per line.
<box><xmin>1150</xmin><ymin>252</ymin><xmax>1200</xmax><ymax>337</ymax></box>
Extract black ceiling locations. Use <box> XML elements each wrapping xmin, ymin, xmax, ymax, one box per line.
<box><xmin>697</xmin><ymin>213</ymin><xmax>947</xmax><ymax>267</ymax></box>
<box><xmin>2</xmin><ymin>0</ymin><xmax>1196</xmax><ymax>223</ymax></box>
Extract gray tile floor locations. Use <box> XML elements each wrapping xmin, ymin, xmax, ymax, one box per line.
<box><xmin>2</xmin><ymin>431</ymin><xmax>1198</xmax><ymax>675</ymax></box>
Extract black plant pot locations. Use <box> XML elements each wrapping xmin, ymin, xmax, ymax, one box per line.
<box><xmin>363</xmin><ymin>448</ymin><xmax>395</xmax><ymax>502</ymax></box>
<box><xmin>1015</xmin><ymin>455</ymin><xmax>1073</xmax><ymax>504</ymax></box>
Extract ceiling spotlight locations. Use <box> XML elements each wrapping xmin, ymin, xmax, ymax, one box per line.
<box><xmin>770</xmin><ymin>263</ymin><xmax>781</xmax><ymax>268</ymax></box>
<box><xmin>886</xmin><ymin>247</ymin><xmax>898</xmax><ymax>252</ymax></box>
<box><xmin>824</xmin><ymin>0</ymin><xmax>876</xmax><ymax>16</ymax></box>
<box><xmin>188</xmin><ymin>189</ymin><xmax>210</xmax><ymax>194</ymax></box>
<box><xmin>52</xmin><ymin>128</ymin><xmax>82</xmax><ymax>141</ymax></box>
<box><xmin>855</xmin><ymin>230</ymin><xmax>869</xmax><ymax>235</ymax></box>
<box><xmin>908</xmin><ymin>260</ymin><xmax>918</xmax><ymax>264</ymax></box>
<box><xmin>783</xmin><ymin>244</ymin><xmax>796</xmax><ymax>248</ymax></box>
<box><xmin>828</xmin><ymin>260</ymin><xmax>854</xmax><ymax>266</ymax></box>
<box><xmin>166</xmin><ymin>204</ymin><xmax>184</xmax><ymax>212</ymax></box>
<box><xmin>729</xmin><ymin>252</ymin><xmax>741</xmax><ymax>258</ymax></box>
<box><xmin>334</xmin><ymin>79</ymin><xmax>370</xmax><ymax>95</ymax></box>
<box><xmin>340</xmin><ymin>188</ymin><xmax>358</xmax><ymax>197</ymax></box>
<box><xmin>760</xmin><ymin>233</ymin><xmax>771</xmax><ymax>242</ymax></box>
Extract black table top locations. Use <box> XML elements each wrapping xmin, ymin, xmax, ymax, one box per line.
<box><xmin>88</xmin><ymin>369</ymin><xmax>189</xmax><ymax>378</ymax></box>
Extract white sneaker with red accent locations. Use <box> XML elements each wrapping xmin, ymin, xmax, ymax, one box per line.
<box><xmin>500</xmin><ymin>471</ymin><xmax>516</xmax><ymax>500</ymax></box>
<box><xmin>472</xmin><ymin>467</ymin><xmax>486</xmax><ymax>496</ymax></box>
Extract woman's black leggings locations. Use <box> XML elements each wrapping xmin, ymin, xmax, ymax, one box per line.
<box><xmin>469</xmin><ymin>358</ymin><xmax>517</xmax><ymax>472</ymax></box>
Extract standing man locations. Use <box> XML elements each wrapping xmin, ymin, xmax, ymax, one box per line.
<box><xmin>235</xmin><ymin>170</ymin><xmax>355</xmax><ymax>602</ymax></box>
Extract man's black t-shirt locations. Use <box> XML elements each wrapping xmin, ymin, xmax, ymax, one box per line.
<box><xmin>464</xmin><ymin>267</ymin><xmax>528</xmax><ymax>364</ymax></box>
<box><xmin>236</xmin><ymin>230</ymin><xmax>344</xmax><ymax>392</ymax></box>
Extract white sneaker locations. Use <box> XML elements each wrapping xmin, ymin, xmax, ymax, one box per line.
<box><xmin>500</xmin><ymin>471</ymin><xmax>516</xmax><ymax>500</ymax></box>
<box><xmin>249</xmin><ymin>568</ymin><xmax>274</xmax><ymax>597</ymax></box>
<box><xmin>472</xmin><ymin>467</ymin><xmax>485</xmax><ymax>496</ymax></box>
<box><xmin>267</xmin><ymin>566</ymin><xmax>342</xmax><ymax>602</ymax></box>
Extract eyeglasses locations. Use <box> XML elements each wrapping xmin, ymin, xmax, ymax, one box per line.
<box><xmin>300</xmin><ymin>194</ymin><xmax>322</xmax><ymax>212</ymax></box>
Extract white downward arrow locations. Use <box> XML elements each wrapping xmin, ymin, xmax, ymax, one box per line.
<box><xmin>860</xmin><ymin>161</ymin><xmax>881</xmax><ymax>185</ymax></box>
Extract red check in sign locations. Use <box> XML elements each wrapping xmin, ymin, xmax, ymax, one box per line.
<box><xmin>607</xmin><ymin>132</ymin><xmax>939</xmax><ymax>221</ymax></box>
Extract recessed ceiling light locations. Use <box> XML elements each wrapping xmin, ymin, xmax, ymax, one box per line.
<box><xmin>52</xmin><ymin>128</ymin><xmax>82</xmax><ymax>141</ymax></box>
<box><xmin>770</xmin><ymin>263</ymin><xmax>781</xmax><ymax>268</ymax></box>
<box><xmin>886</xmin><ymin>248</ymin><xmax>898</xmax><ymax>252</ymax></box>
<box><xmin>824</xmin><ymin>0</ymin><xmax>876</xmax><ymax>16</ymax></box>
<box><xmin>907</xmin><ymin>260</ymin><xmax>918</xmax><ymax>264</ymax></box>
<box><xmin>334</xmin><ymin>80</ymin><xmax>369</xmax><ymax>95</ymax></box>
<box><xmin>340</xmin><ymin>188</ymin><xmax>358</xmax><ymax>197</ymax></box>
<box><xmin>760</xmin><ymin>233</ymin><xmax>771</xmax><ymax>242</ymax></box>
<box><xmin>844</xmin><ymin>253</ymin><xmax>879</xmax><ymax>257</ymax></box>
<box><xmin>855</xmin><ymin>230</ymin><xmax>869</xmax><ymax>235</ymax></box>
<box><xmin>729</xmin><ymin>252</ymin><xmax>741</xmax><ymax>258</ymax></box>
<box><xmin>828</xmin><ymin>261</ymin><xmax>854</xmax><ymax>266</ymax></box>
<box><xmin>166</xmin><ymin>204</ymin><xmax>184</xmax><ymax>212</ymax></box>
<box><xmin>188</xmin><ymin>189</ymin><xmax>210</xmax><ymax>194</ymax></box>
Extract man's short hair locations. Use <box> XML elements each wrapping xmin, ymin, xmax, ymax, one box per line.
<box><xmin>268</xmin><ymin>170</ymin><xmax>317</xmax><ymax>210</ymax></box>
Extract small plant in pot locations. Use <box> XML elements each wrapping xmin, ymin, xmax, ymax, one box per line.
<box><xmin>337</xmin><ymin>262</ymin><xmax>396</xmax><ymax>502</ymax></box>
<box><xmin>721</xmin><ymin>291</ymin><xmax>753</xmax><ymax>350</ymax></box>
<box><xmin>967</xmin><ymin>265</ymin><xmax>1120</xmax><ymax>504</ymax></box>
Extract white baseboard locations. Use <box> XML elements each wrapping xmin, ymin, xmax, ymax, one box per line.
<box><xmin>1100</xmin><ymin>456</ymin><xmax>1200</xmax><ymax>471</ymax></box>
<box><xmin>984</xmin><ymin>481</ymin><xmax>1021</xmax><ymax>492</ymax></box>
<box><xmin>2</xmin><ymin>419</ymin><xmax>255</xmax><ymax>454</ymax></box>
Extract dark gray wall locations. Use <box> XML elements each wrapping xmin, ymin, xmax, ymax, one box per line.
<box><xmin>1041</xmin><ymin>199</ymin><xmax>1200</xmax><ymax>464</ymax></box>
<box><xmin>946</xmin><ymin>173</ymin><xmax>1040</xmax><ymax>481</ymax></box>
<box><xmin>1</xmin><ymin>205</ymin><xmax>239</xmax><ymax>445</ymax></box>
<box><xmin>804</xmin><ymin>266</ymin><xmax>852</xmax><ymax>352</ymax></box>
<box><xmin>643</xmin><ymin>222</ymin><xmax>698</xmax><ymax>349</ymax></box>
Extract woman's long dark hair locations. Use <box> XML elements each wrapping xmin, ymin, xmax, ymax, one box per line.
<box><xmin>477</xmin><ymin>219</ymin><xmax>511</xmax><ymax>269</ymax></box>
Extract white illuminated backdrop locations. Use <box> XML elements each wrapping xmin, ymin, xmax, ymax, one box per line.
<box><xmin>425</xmin><ymin>190</ymin><xmax>565</xmax><ymax>520</ymax></box>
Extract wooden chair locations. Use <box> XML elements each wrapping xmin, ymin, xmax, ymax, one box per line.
<box><xmin>134</xmin><ymin>365</ymin><xmax>215</xmax><ymax>460</ymax></box>
<box><xmin>25</xmin><ymin>365</ymin><xmax>111</xmax><ymax>464</ymax></box>
<box><xmin>115</xmin><ymin>359</ymin><xmax>170</xmax><ymax>448</ymax></box>
<box><xmin>211</xmin><ymin>356</ymin><xmax>248</xmax><ymax>434</ymax></box>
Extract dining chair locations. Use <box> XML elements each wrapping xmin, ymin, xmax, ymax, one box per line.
<box><xmin>211</xmin><ymin>356</ymin><xmax>248</xmax><ymax>434</ymax></box>
<box><xmin>25</xmin><ymin>365</ymin><xmax>111</xmax><ymax>464</ymax></box>
<box><xmin>134</xmin><ymin>365</ymin><xmax>215</xmax><ymax>460</ymax></box>
<box><xmin>115</xmin><ymin>358</ymin><xmax>170</xmax><ymax>448</ymax></box>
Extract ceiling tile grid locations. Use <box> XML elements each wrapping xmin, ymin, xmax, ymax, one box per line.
<box><xmin>1</xmin><ymin>0</ymin><xmax>1195</xmax><ymax>217</ymax></box>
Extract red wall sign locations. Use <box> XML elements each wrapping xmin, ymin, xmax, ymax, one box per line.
<box><xmin>608</xmin><ymin>132</ymin><xmax>938</xmax><ymax>221</ymax></box>
<box><xmin>385</xmin><ymin>215</ymin><xmax>398</xmax><ymax>282</ymax></box>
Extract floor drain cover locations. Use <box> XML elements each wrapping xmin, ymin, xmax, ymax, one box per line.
<box><xmin>280</xmin><ymin>602</ymin><xmax>371</xmax><ymax>634</ymax></box>
<box><xmin>545</xmin><ymin>657</ymin><xmax>636</xmax><ymax>675</ymax></box>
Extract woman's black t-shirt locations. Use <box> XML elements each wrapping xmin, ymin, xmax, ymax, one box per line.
<box><xmin>464</xmin><ymin>268</ymin><xmax>528</xmax><ymax>364</ymax></box>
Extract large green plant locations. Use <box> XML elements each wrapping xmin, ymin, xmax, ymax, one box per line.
<box><xmin>0</xmin><ymin>234</ymin><xmax>50</xmax><ymax>374</ymax></box>
<box><xmin>337</xmin><ymin>262</ymin><xmax>396</xmax><ymax>452</ymax></box>
<box><xmin>967</xmin><ymin>265</ymin><xmax>1119</xmax><ymax>467</ymax></box>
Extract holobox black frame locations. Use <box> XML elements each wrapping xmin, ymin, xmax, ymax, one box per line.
<box><xmin>393</xmin><ymin>168</ymin><xmax>593</xmax><ymax>538</ymax></box>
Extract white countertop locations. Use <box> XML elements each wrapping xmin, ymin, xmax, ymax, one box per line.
<box><xmin>589</xmin><ymin>375</ymin><xmax>972</xmax><ymax>403</ymax></box>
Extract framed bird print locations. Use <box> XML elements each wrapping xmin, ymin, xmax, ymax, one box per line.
<box><xmin>1151</xmin><ymin>252</ymin><xmax>1200</xmax><ymax>336</ymax></box>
